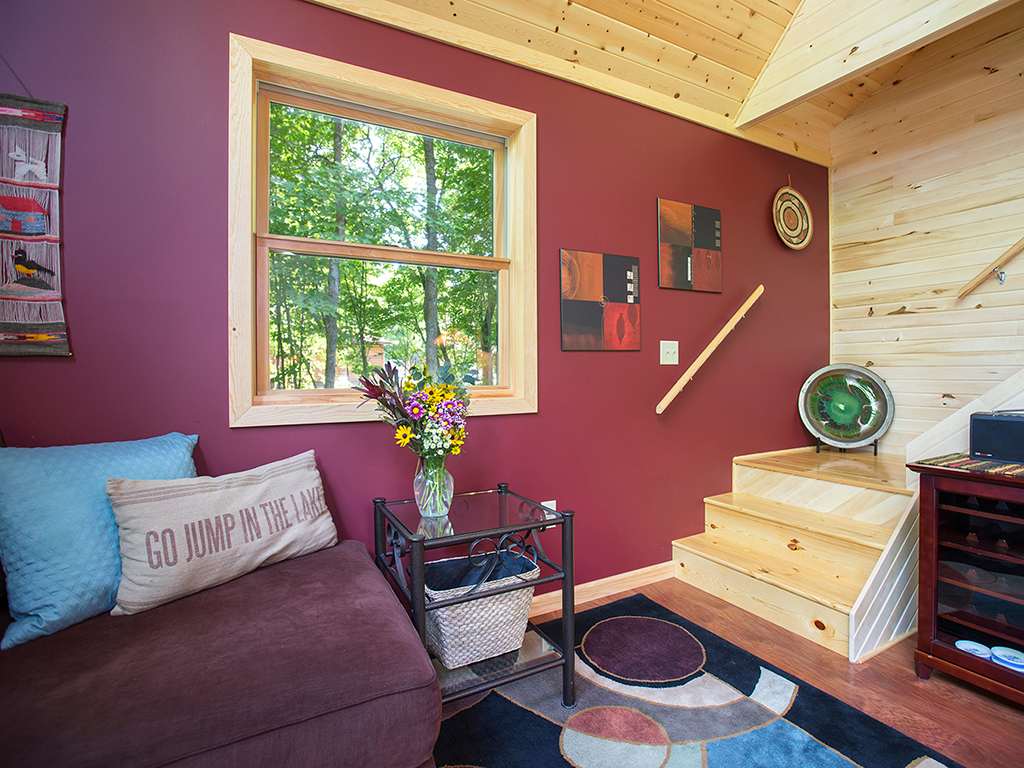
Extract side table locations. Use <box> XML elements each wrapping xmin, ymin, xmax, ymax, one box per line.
<box><xmin>373</xmin><ymin>483</ymin><xmax>576</xmax><ymax>706</ymax></box>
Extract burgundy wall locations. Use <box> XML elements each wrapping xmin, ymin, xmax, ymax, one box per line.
<box><xmin>0</xmin><ymin>0</ymin><xmax>829</xmax><ymax>585</ymax></box>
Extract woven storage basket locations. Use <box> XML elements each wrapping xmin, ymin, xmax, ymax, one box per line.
<box><xmin>424</xmin><ymin>550</ymin><xmax>539</xmax><ymax>669</ymax></box>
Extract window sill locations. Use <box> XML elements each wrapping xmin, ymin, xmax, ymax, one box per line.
<box><xmin>231</xmin><ymin>389</ymin><xmax>536</xmax><ymax>427</ymax></box>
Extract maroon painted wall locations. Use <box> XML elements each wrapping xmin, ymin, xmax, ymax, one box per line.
<box><xmin>0</xmin><ymin>0</ymin><xmax>829</xmax><ymax>585</ymax></box>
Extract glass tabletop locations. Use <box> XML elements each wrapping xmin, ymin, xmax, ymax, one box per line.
<box><xmin>383</xmin><ymin>488</ymin><xmax>561</xmax><ymax>543</ymax></box>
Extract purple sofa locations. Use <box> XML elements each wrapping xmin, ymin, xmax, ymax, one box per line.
<box><xmin>0</xmin><ymin>541</ymin><xmax>440</xmax><ymax>767</ymax></box>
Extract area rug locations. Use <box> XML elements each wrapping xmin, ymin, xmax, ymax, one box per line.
<box><xmin>435</xmin><ymin>594</ymin><xmax>960</xmax><ymax>768</ymax></box>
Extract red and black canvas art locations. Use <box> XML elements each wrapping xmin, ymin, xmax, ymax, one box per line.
<box><xmin>658</xmin><ymin>198</ymin><xmax>722</xmax><ymax>293</ymax></box>
<box><xmin>560</xmin><ymin>249</ymin><xmax>640</xmax><ymax>351</ymax></box>
<box><xmin>0</xmin><ymin>94</ymin><xmax>69</xmax><ymax>356</ymax></box>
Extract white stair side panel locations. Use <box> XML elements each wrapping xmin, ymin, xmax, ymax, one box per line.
<box><xmin>850</xmin><ymin>514</ymin><xmax>919</xmax><ymax>661</ymax></box>
<box><xmin>848</xmin><ymin>493</ymin><xmax>919</xmax><ymax>662</ymax></box>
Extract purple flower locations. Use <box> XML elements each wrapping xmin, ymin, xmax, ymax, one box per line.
<box><xmin>435</xmin><ymin>399</ymin><xmax>467</xmax><ymax>428</ymax></box>
<box><xmin>405</xmin><ymin>392</ymin><xmax>428</xmax><ymax>421</ymax></box>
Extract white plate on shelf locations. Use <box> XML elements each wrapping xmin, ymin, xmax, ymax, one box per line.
<box><xmin>954</xmin><ymin>639</ymin><xmax>991</xmax><ymax>658</ymax></box>
<box><xmin>991</xmin><ymin>646</ymin><xmax>1024</xmax><ymax>670</ymax></box>
<box><xmin>992</xmin><ymin>656</ymin><xmax>1024</xmax><ymax>674</ymax></box>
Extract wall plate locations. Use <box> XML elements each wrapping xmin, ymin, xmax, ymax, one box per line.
<box><xmin>660</xmin><ymin>340</ymin><xmax>679</xmax><ymax>365</ymax></box>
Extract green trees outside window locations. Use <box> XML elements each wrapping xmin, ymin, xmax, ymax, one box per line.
<box><xmin>267</xmin><ymin>101</ymin><xmax>500</xmax><ymax>390</ymax></box>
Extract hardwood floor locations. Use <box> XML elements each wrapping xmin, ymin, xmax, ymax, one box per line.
<box><xmin>535</xmin><ymin>577</ymin><xmax>1024</xmax><ymax>768</ymax></box>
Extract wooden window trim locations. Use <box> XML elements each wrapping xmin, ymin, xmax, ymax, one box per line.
<box><xmin>228</xmin><ymin>34</ymin><xmax>537</xmax><ymax>427</ymax></box>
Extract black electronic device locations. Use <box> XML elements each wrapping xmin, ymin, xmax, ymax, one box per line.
<box><xmin>970</xmin><ymin>410</ymin><xmax>1024</xmax><ymax>463</ymax></box>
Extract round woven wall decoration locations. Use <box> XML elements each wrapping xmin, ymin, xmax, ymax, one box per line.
<box><xmin>772</xmin><ymin>186</ymin><xmax>813</xmax><ymax>250</ymax></box>
<box><xmin>798</xmin><ymin>364</ymin><xmax>894</xmax><ymax>449</ymax></box>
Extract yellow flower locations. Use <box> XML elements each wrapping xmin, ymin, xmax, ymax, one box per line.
<box><xmin>394</xmin><ymin>425</ymin><xmax>414</xmax><ymax>447</ymax></box>
<box><xmin>451</xmin><ymin>445</ymin><xmax>461</xmax><ymax>456</ymax></box>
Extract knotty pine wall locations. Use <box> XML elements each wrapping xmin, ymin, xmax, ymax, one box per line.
<box><xmin>829</xmin><ymin>3</ymin><xmax>1024</xmax><ymax>454</ymax></box>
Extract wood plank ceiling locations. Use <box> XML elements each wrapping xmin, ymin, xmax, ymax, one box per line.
<box><xmin>305</xmin><ymin>1</ymin><xmax>1002</xmax><ymax>165</ymax></box>
<box><xmin>736</xmin><ymin>0</ymin><xmax>1015</xmax><ymax>127</ymax></box>
<box><xmin>309</xmin><ymin>0</ymin><xmax>837</xmax><ymax>164</ymax></box>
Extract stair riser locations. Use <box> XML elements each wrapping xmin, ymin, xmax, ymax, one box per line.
<box><xmin>704</xmin><ymin>503</ymin><xmax>879</xmax><ymax>584</ymax></box>
<box><xmin>732</xmin><ymin>465</ymin><xmax>907</xmax><ymax>527</ymax></box>
<box><xmin>673</xmin><ymin>545</ymin><xmax>850</xmax><ymax>657</ymax></box>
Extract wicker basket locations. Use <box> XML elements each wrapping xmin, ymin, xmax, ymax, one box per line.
<box><xmin>424</xmin><ymin>550</ymin><xmax>539</xmax><ymax>669</ymax></box>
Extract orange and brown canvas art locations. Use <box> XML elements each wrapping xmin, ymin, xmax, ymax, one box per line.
<box><xmin>560</xmin><ymin>249</ymin><xmax>640</xmax><ymax>351</ymax></box>
<box><xmin>658</xmin><ymin>198</ymin><xmax>722</xmax><ymax>293</ymax></box>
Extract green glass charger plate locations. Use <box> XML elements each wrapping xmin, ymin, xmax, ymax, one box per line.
<box><xmin>798</xmin><ymin>364</ymin><xmax>894</xmax><ymax>449</ymax></box>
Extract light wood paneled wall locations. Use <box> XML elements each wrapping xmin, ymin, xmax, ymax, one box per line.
<box><xmin>830</xmin><ymin>3</ymin><xmax>1024</xmax><ymax>453</ymax></box>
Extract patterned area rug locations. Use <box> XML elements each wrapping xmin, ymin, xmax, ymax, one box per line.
<box><xmin>436</xmin><ymin>595</ymin><xmax>960</xmax><ymax>768</ymax></box>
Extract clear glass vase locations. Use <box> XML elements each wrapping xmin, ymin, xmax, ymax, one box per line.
<box><xmin>414</xmin><ymin>455</ymin><xmax>454</xmax><ymax>518</ymax></box>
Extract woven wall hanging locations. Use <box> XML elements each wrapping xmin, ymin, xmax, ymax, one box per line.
<box><xmin>0</xmin><ymin>93</ymin><xmax>69</xmax><ymax>356</ymax></box>
<box><xmin>772</xmin><ymin>185</ymin><xmax>813</xmax><ymax>251</ymax></box>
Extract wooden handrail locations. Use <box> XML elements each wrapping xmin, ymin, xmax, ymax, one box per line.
<box><xmin>957</xmin><ymin>235</ymin><xmax>1024</xmax><ymax>299</ymax></box>
<box><xmin>656</xmin><ymin>284</ymin><xmax>765</xmax><ymax>415</ymax></box>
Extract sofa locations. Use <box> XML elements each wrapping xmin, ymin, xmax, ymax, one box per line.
<box><xmin>0</xmin><ymin>541</ymin><xmax>440</xmax><ymax>767</ymax></box>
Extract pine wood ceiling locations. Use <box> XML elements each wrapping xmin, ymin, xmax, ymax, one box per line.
<box><xmin>304</xmin><ymin>0</ymin><xmax>949</xmax><ymax>165</ymax></box>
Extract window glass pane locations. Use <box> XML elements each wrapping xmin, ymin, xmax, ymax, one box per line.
<box><xmin>268</xmin><ymin>251</ymin><xmax>499</xmax><ymax>390</ymax></box>
<box><xmin>268</xmin><ymin>101</ymin><xmax>495</xmax><ymax>257</ymax></box>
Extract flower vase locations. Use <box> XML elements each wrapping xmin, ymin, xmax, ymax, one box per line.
<box><xmin>414</xmin><ymin>456</ymin><xmax>454</xmax><ymax>518</ymax></box>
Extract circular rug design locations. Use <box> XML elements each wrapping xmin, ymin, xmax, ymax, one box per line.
<box><xmin>580</xmin><ymin>616</ymin><xmax>705</xmax><ymax>683</ymax></box>
<box><xmin>561</xmin><ymin>707</ymin><xmax>670</xmax><ymax>768</ymax></box>
<box><xmin>798</xmin><ymin>363</ymin><xmax>895</xmax><ymax>448</ymax></box>
<box><xmin>772</xmin><ymin>186</ymin><xmax>813</xmax><ymax>250</ymax></box>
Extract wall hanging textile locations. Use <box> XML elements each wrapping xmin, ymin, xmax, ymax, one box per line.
<box><xmin>0</xmin><ymin>93</ymin><xmax>68</xmax><ymax>356</ymax></box>
<box><xmin>772</xmin><ymin>185</ymin><xmax>813</xmax><ymax>250</ymax></box>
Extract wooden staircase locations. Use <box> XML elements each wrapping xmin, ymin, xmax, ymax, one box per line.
<box><xmin>673</xmin><ymin>447</ymin><xmax>918</xmax><ymax>660</ymax></box>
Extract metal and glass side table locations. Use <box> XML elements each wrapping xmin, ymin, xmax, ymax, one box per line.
<box><xmin>373</xmin><ymin>483</ymin><xmax>575</xmax><ymax>706</ymax></box>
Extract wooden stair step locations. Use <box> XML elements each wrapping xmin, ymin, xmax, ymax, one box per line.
<box><xmin>732</xmin><ymin>464</ymin><xmax>910</xmax><ymax>528</ymax></box>
<box><xmin>672</xmin><ymin>532</ymin><xmax>862</xmax><ymax>613</ymax></box>
<box><xmin>733</xmin><ymin>448</ymin><xmax>913</xmax><ymax>496</ymax></box>
<box><xmin>705</xmin><ymin>492</ymin><xmax>890</xmax><ymax>551</ymax></box>
<box><xmin>672</xmin><ymin>535</ymin><xmax>852</xmax><ymax>657</ymax></box>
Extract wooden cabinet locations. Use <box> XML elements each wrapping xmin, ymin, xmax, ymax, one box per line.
<box><xmin>909</xmin><ymin>463</ymin><xmax>1024</xmax><ymax>705</ymax></box>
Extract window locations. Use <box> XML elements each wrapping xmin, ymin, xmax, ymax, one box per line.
<box><xmin>228</xmin><ymin>35</ymin><xmax>536</xmax><ymax>426</ymax></box>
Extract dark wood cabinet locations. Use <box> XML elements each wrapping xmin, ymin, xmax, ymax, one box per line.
<box><xmin>908</xmin><ymin>462</ymin><xmax>1024</xmax><ymax>706</ymax></box>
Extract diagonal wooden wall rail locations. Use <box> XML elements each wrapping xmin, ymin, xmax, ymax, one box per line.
<box><xmin>957</xmin><ymin>235</ymin><xmax>1024</xmax><ymax>299</ymax></box>
<box><xmin>656</xmin><ymin>284</ymin><xmax>765</xmax><ymax>414</ymax></box>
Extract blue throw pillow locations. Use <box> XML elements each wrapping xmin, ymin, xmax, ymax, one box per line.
<box><xmin>0</xmin><ymin>432</ymin><xmax>198</xmax><ymax>649</ymax></box>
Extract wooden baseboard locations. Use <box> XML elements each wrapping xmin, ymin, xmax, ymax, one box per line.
<box><xmin>528</xmin><ymin>560</ymin><xmax>675</xmax><ymax>618</ymax></box>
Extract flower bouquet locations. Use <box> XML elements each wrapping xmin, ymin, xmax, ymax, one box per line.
<box><xmin>356</xmin><ymin>362</ymin><xmax>469</xmax><ymax>518</ymax></box>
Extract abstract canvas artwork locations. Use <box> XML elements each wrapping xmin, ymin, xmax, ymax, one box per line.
<box><xmin>0</xmin><ymin>94</ymin><xmax>69</xmax><ymax>356</ymax></box>
<box><xmin>560</xmin><ymin>249</ymin><xmax>640</xmax><ymax>351</ymax></box>
<box><xmin>658</xmin><ymin>198</ymin><xmax>722</xmax><ymax>293</ymax></box>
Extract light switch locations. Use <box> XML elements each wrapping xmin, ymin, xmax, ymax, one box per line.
<box><xmin>660</xmin><ymin>340</ymin><xmax>679</xmax><ymax>365</ymax></box>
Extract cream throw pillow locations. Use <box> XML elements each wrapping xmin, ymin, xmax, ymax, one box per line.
<box><xmin>108</xmin><ymin>451</ymin><xmax>337</xmax><ymax>615</ymax></box>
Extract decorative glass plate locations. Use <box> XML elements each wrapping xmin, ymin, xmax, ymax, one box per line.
<box><xmin>798</xmin><ymin>364</ymin><xmax>895</xmax><ymax>449</ymax></box>
<box><xmin>992</xmin><ymin>646</ymin><xmax>1024</xmax><ymax>671</ymax></box>
<box><xmin>954</xmin><ymin>639</ymin><xmax>991</xmax><ymax>658</ymax></box>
